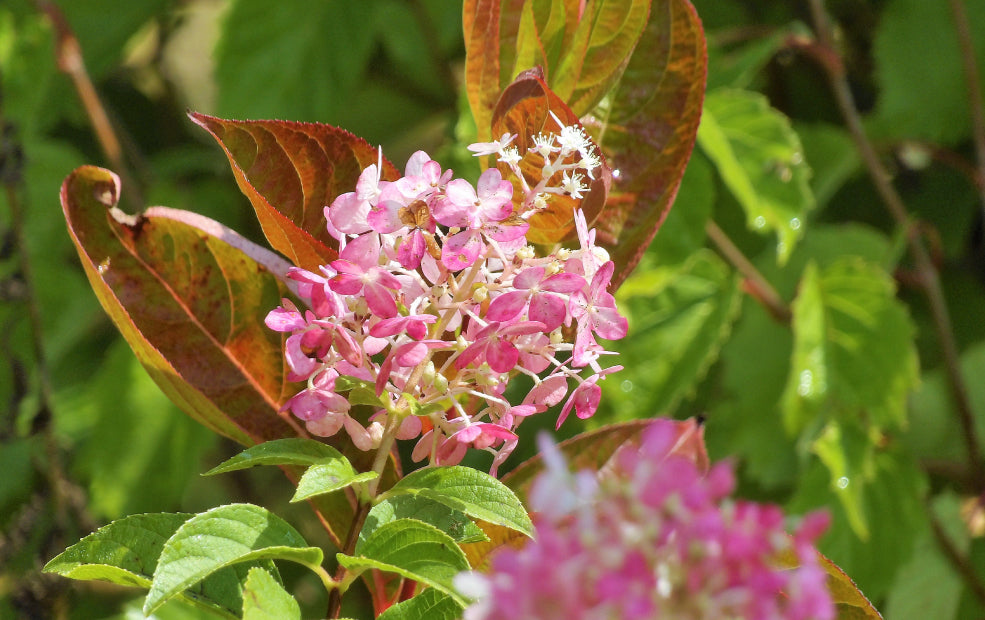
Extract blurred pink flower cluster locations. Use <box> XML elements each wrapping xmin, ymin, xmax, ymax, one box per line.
<box><xmin>456</xmin><ymin>419</ymin><xmax>835</xmax><ymax>619</ymax></box>
<box><xmin>266</xmin><ymin>120</ymin><xmax>627</xmax><ymax>472</ymax></box>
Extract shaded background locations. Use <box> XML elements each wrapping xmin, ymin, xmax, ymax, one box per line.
<box><xmin>3</xmin><ymin>0</ymin><xmax>985</xmax><ymax>618</ymax></box>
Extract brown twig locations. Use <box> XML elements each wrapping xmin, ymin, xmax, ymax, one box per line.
<box><xmin>808</xmin><ymin>0</ymin><xmax>985</xmax><ymax>492</ymax></box>
<box><xmin>705</xmin><ymin>220</ymin><xmax>792</xmax><ymax>324</ymax></box>
<box><xmin>34</xmin><ymin>0</ymin><xmax>143</xmax><ymax>209</ymax></box>
<box><xmin>926</xmin><ymin>499</ymin><xmax>985</xmax><ymax>607</ymax></box>
<box><xmin>947</xmin><ymin>0</ymin><xmax>985</xmax><ymax>223</ymax></box>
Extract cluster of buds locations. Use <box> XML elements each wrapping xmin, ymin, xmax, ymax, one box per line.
<box><xmin>266</xmin><ymin>116</ymin><xmax>627</xmax><ymax>472</ymax></box>
<box><xmin>455</xmin><ymin>420</ymin><xmax>835</xmax><ymax>619</ymax></box>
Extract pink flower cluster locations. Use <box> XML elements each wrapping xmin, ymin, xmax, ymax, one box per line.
<box><xmin>266</xmin><ymin>121</ymin><xmax>627</xmax><ymax>472</ymax></box>
<box><xmin>456</xmin><ymin>419</ymin><xmax>835</xmax><ymax>619</ymax></box>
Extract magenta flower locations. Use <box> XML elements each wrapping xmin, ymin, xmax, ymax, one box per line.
<box><xmin>329</xmin><ymin>233</ymin><xmax>402</xmax><ymax>318</ymax></box>
<box><xmin>455</xmin><ymin>321</ymin><xmax>547</xmax><ymax>374</ymax></box>
<box><xmin>327</xmin><ymin>161</ymin><xmax>386</xmax><ymax>235</ymax></box>
<box><xmin>486</xmin><ymin>267</ymin><xmax>585</xmax><ymax>332</ymax></box>
<box><xmin>456</xmin><ymin>419</ymin><xmax>835</xmax><ymax>620</ymax></box>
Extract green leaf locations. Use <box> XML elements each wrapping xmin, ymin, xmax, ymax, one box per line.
<box><xmin>604</xmin><ymin>249</ymin><xmax>741</xmax><ymax>418</ymax></box>
<box><xmin>781</xmin><ymin>258</ymin><xmax>918</xmax><ymax>433</ymax></box>
<box><xmin>204</xmin><ymin>438</ymin><xmax>346</xmax><ymax>475</ymax></box>
<box><xmin>698</xmin><ymin>88</ymin><xmax>814</xmax><ymax>264</ymax></box>
<box><xmin>242</xmin><ymin>567</ymin><xmax>301</xmax><ymax>620</ymax></box>
<box><xmin>60</xmin><ymin>166</ymin><xmax>296</xmax><ymax>448</ymax></box>
<box><xmin>42</xmin><ymin>512</ymin><xmax>258</xmax><ymax>618</ymax></box>
<box><xmin>291</xmin><ymin>463</ymin><xmax>378</xmax><ymax>503</ymax></box>
<box><xmin>885</xmin><ymin>493</ymin><xmax>966</xmax><ymax>620</ymax></box>
<box><xmin>215</xmin><ymin>0</ymin><xmax>378</xmax><ymax>123</ymax></box>
<box><xmin>594</xmin><ymin>0</ymin><xmax>707</xmax><ymax>288</ymax></box>
<box><xmin>812</xmin><ymin>420</ymin><xmax>876</xmax><ymax>540</ymax></box>
<box><xmin>871</xmin><ymin>0</ymin><xmax>985</xmax><ymax>145</ymax></box>
<box><xmin>381</xmin><ymin>466</ymin><xmax>532</xmax><ymax>538</ymax></box>
<box><xmin>145</xmin><ymin>504</ymin><xmax>322</xmax><ymax>615</ymax></box>
<box><xmin>377</xmin><ymin>588</ymin><xmax>464</xmax><ymax>620</ymax></box>
<box><xmin>44</xmin><ymin>513</ymin><xmax>193</xmax><ymax>588</ymax></box>
<box><xmin>338</xmin><ymin>519</ymin><xmax>470</xmax><ymax>606</ymax></box>
<box><xmin>360</xmin><ymin>495</ymin><xmax>489</xmax><ymax>547</ymax></box>
<box><xmin>189</xmin><ymin>112</ymin><xmax>399</xmax><ymax>272</ymax></box>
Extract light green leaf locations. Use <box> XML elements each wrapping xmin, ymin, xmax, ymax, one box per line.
<box><xmin>698</xmin><ymin>88</ymin><xmax>814</xmax><ymax>263</ymax></box>
<box><xmin>380</xmin><ymin>466</ymin><xmax>532</xmax><ymax>538</ymax></box>
<box><xmin>603</xmin><ymin>249</ymin><xmax>741</xmax><ymax>420</ymax></box>
<box><xmin>44</xmin><ymin>513</ymin><xmax>194</xmax><ymax>588</ymax></box>
<box><xmin>377</xmin><ymin>588</ymin><xmax>464</xmax><ymax>620</ymax></box>
<box><xmin>781</xmin><ymin>258</ymin><xmax>918</xmax><ymax>434</ymax></box>
<box><xmin>812</xmin><ymin>421</ymin><xmax>875</xmax><ymax>540</ymax></box>
<box><xmin>203</xmin><ymin>438</ymin><xmax>346</xmax><ymax>475</ymax></box>
<box><xmin>360</xmin><ymin>495</ymin><xmax>488</xmax><ymax>547</ymax></box>
<box><xmin>339</xmin><ymin>519</ymin><xmax>470</xmax><ymax>606</ymax></box>
<box><xmin>242</xmin><ymin>567</ymin><xmax>301</xmax><ymax>620</ymax></box>
<box><xmin>145</xmin><ymin>504</ymin><xmax>322</xmax><ymax>615</ymax></box>
<box><xmin>42</xmin><ymin>512</ymin><xmax>263</xmax><ymax>618</ymax></box>
<box><xmin>291</xmin><ymin>463</ymin><xmax>378</xmax><ymax>503</ymax></box>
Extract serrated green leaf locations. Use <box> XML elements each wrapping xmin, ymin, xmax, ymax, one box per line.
<box><xmin>242</xmin><ymin>567</ymin><xmax>301</xmax><ymax>620</ymax></box>
<box><xmin>339</xmin><ymin>519</ymin><xmax>469</xmax><ymax>606</ymax></box>
<box><xmin>812</xmin><ymin>421</ymin><xmax>875</xmax><ymax>540</ymax></box>
<box><xmin>42</xmin><ymin>512</ymin><xmax>262</xmax><ymax>618</ymax></box>
<box><xmin>381</xmin><ymin>466</ymin><xmax>532</xmax><ymax>538</ymax></box>
<box><xmin>781</xmin><ymin>258</ymin><xmax>918</xmax><ymax>433</ymax></box>
<box><xmin>291</xmin><ymin>463</ymin><xmax>378</xmax><ymax>503</ymax></box>
<box><xmin>360</xmin><ymin>495</ymin><xmax>488</xmax><ymax>547</ymax></box>
<box><xmin>377</xmin><ymin>587</ymin><xmax>464</xmax><ymax>620</ymax></box>
<box><xmin>203</xmin><ymin>438</ymin><xmax>345</xmax><ymax>475</ymax></box>
<box><xmin>603</xmin><ymin>249</ymin><xmax>741</xmax><ymax>419</ymax></box>
<box><xmin>145</xmin><ymin>504</ymin><xmax>322</xmax><ymax>615</ymax></box>
<box><xmin>698</xmin><ymin>88</ymin><xmax>814</xmax><ymax>264</ymax></box>
<box><xmin>44</xmin><ymin>513</ymin><xmax>193</xmax><ymax>587</ymax></box>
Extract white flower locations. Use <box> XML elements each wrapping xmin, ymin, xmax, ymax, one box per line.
<box><xmin>468</xmin><ymin>132</ymin><xmax>516</xmax><ymax>157</ymax></box>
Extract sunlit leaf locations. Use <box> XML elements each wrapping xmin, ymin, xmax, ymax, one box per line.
<box><xmin>60</xmin><ymin>166</ymin><xmax>296</xmax><ymax>447</ymax></box>
<box><xmin>605</xmin><ymin>250</ymin><xmax>741</xmax><ymax>418</ymax></box>
<box><xmin>242</xmin><ymin>567</ymin><xmax>301</xmax><ymax>620</ymax></box>
<box><xmin>376</xmin><ymin>587</ymin><xmax>464</xmax><ymax>620</ymax></box>
<box><xmin>360</xmin><ymin>495</ymin><xmax>489</xmax><ymax>547</ymax></box>
<box><xmin>42</xmin><ymin>513</ymin><xmax>270</xmax><ymax>619</ymax></box>
<box><xmin>594</xmin><ymin>0</ymin><xmax>707</xmax><ymax>288</ymax></box>
<box><xmin>698</xmin><ymin>88</ymin><xmax>813</xmax><ymax>264</ymax></box>
<box><xmin>339</xmin><ymin>519</ymin><xmax>470</xmax><ymax>606</ymax></box>
<box><xmin>145</xmin><ymin>504</ymin><xmax>322</xmax><ymax>615</ymax></box>
<box><xmin>190</xmin><ymin>112</ymin><xmax>399</xmax><ymax>271</ymax></box>
<box><xmin>464</xmin><ymin>0</ymin><xmax>649</xmax><ymax>140</ymax></box>
<box><xmin>204</xmin><ymin>438</ymin><xmax>347</xmax><ymax>475</ymax></box>
<box><xmin>382</xmin><ymin>466</ymin><xmax>532</xmax><ymax>538</ymax></box>
<box><xmin>489</xmin><ymin>68</ymin><xmax>612</xmax><ymax>244</ymax></box>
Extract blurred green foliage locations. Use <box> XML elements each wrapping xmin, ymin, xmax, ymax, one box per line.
<box><xmin>3</xmin><ymin>0</ymin><xmax>985</xmax><ymax>618</ymax></box>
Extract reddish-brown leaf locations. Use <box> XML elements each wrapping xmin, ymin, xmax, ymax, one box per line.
<box><xmin>61</xmin><ymin>166</ymin><xmax>298</xmax><ymax>447</ymax></box>
<box><xmin>464</xmin><ymin>0</ymin><xmax>650</xmax><ymax>140</ymax></box>
<box><xmin>190</xmin><ymin>112</ymin><xmax>399</xmax><ymax>271</ymax></box>
<box><xmin>490</xmin><ymin>68</ymin><xmax>612</xmax><ymax>244</ymax></box>
<box><xmin>594</xmin><ymin>0</ymin><xmax>707</xmax><ymax>288</ymax></box>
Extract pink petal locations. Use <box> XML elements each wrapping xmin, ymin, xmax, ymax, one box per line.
<box><xmin>483</xmin><ymin>219</ymin><xmax>529</xmax><ymax>242</ymax></box>
<box><xmin>525</xmin><ymin>375</ymin><xmax>569</xmax><ymax>407</ymax></box>
<box><xmin>265</xmin><ymin>307</ymin><xmax>306</xmax><ymax>332</ymax></box>
<box><xmin>327</xmin><ymin>192</ymin><xmax>371</xmax><ymax>235</ymax></box>
<box><xmin>340</xmin><ymin>232</ymin><xmax>381</xmax><ymax>267</ymax></box>
<box><xmin>397</xmin><ymin>229</ymin><xmax>426</xmax><ymax>269</ymax></box>
<box><xmin>513</xmin><ymin>266</ymin><xmax>546</xmax><ymax>290</ymax></box>
<box><xmin>594</xmin><ymin>306</ymin><xmax>629</xmax><ymax>340</ymax></box>
<box><xmin>364</xmin><ymin>282</ymin><xmax>398</xmax><ymax>318</ymax></box>
<box><xmin>541</xmin><ymin>272</ymin><xmax>587</xmax><ymax>293</ymax></box>
<box><xmin>441</xmin><ymin>230</ymin><xmax>482</xmax><ymax>270</ymax></box>
<box><xmin>528</xmin><ymin>292</ymin><xmax>566</xmax><ymax>332</ymax></box>
<box><xmin>486</xmin><ymin>339</ymin><xmax>520</xmax><ymax>373</ymax></box>
<box><xmin>486</xmin><ymin>290</ymin><xmax>529</xmax><ymax>323</ymax></box>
